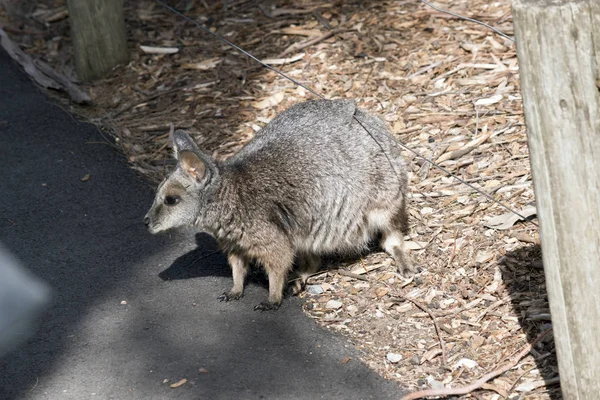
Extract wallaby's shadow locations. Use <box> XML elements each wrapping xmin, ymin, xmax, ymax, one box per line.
<box><xmin>159</xmin><ymin>233</ymin><xmax>385</xmax><ymax>289</ymax></box>
<box><xmin>159</xmin><ymin>233</ymin><xmax>229</xmax><ymax>280</ymax></box>
<box><xmin>159</xmin><ymin>232</ymin><xmax>269</xmax><ymax>287</ymax></box>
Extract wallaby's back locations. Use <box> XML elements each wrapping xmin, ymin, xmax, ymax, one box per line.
<box><xmin>221</xmin><ymin>99</ymin><xmax>408</xmax><ymax>255</ymax></box>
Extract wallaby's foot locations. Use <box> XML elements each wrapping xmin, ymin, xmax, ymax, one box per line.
<box><xmin>286</xmin><ymin>276</ymin><xmax>306</xmax><ymax>297</ymax></box>
<box><xmin>254</xmin><ymin>300</ymin><xmax>281</xmax><ymax>311</ymax></box>
<box><xmin>256</xmin><ymin>245</ymin><xmax>292</xmax><ymax>312</ymax></box>
<box><xmin>381</xmin><ymin>230</ymin><xmax>415</xmax><ymax>278</ymax></box>
<box><xmin>217</xmin><ymin>290</ymin><xmax>243</xmax><ymax>302</ymax></box>
<box><xmin>289</xmin><ymin>253</ymin><xmax>319</xmax><ymax>296</ymax></box>
<box><xmin>396</xmin><ymin>257</ymin><xmax>417</xmax><ymax>278</ymax></box>
<box><xmin>392</xmin><ymin>246</ymin><xmax>416</xmax><ymax>278</ymax></box>
<box><xmin>289</xmin><ymin>279</ymin><xmax>305</xmax><ymax>296</ymax></box>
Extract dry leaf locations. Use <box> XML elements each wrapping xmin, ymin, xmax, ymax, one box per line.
<box><xmin>475</xmin><ymin>251</ymin><xmax>493</xmax><ymax>263</ymax></box>
<box><xmin>340</xmin><ymin>357</ymin><xmax>351</xmax><ymax>364</ymax></box>
<box><xmin>395</xmin><ymin>303</ymin><xmax>412</xmax><ymax>313</ymax></box>
<box><xmin>262</xmin><ymin>53</ymin><xmax>305</xmax><ymax>65</ymax></box>
<box><xmin>420</xmin><ymin>348</ymin><xmax>442</xmax><ymax>364</ymax></box>
<box><xmin>181</xmin><ymin>57</ymin><xmax>222</xmax><ymax>70</ymax></box>
<box><xmin>46</xmin><ymin>8</ymin><xmax>69</xmax><ymax>23</ymax></box>
<box><xmin>252</xmin><ymin>92</ymin><xmax>285</xmax><ymax>109</ymax></box>
<box><xmin>484</xmin><ymin>206</ymin><xmax>537</xmax><ymax>230</ymax></box>
<box><xmin>471</xmin><ymin>335</ymin><xmax>485</xmax><ymax>350</ymax></box>
<box><xmin>481</xmin><ymin>383</ymin><xmax>508</xmax><ymax>397</ymax></box>
<box><xmin>277</xmin><ymin>27</ymin><xmax>322</xmax><ymax>37</ymax></box>
<box><xmin>405</xmin><ymin>241</ymin><xmax>428</xmax><ymax>250</ymax></box>
<box><xmin>436</xmin><ymin>132</ymin><xmax>491</xmax><ymax>163</ymax></box>
<box><xmin>454</xmin><ymin>358</ymin><xmax>478</xmax><ymax>369</ymax></box>
<box><xmin>512</xmin><ymin>232</ymin><xmax>541</xmax><ymax>245</ymax></box>
<box><xmin>515</xmin><ymin>379</ymin><xmax>547</xmax><ymax>392</ymax></box>
<box><xmin>374</xmin><ymin>287</ymin><xmax>389</xmax><ymax>298</ymax></box>
<box><xmin>378</xmin><ymin>272</ymin><xmax>394</xmax><ymax>281</ymax></box>
<box><xmin>475</xmin><ymin>95</ymin><xmax>503</xmax><ymax>106</ymax></box>
<box><xmin>350</xmin><ymin>259</ymin><xmax>391</xmax><ymax>275</ymax></box>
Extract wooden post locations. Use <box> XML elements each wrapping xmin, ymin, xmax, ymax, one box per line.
<box><xmin>513</xmin><ymin>0</ymin><xmax>600</xmax><ymax>398</ymax></box>
<box><xmin>66</xmin><ymin>0</ymin><xmax>128</xmax><ymax>81</ymax></box>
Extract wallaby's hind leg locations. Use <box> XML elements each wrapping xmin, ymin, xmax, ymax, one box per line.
<box><xmin>383</xmin><ymin>199</ymin><xmax>414</xmax><ymax>277</ymax></box>
<box><xmin>218</xmin><ymin>252</ymin><xmax>248</xmax><ymax>302</ymax></box>
<box><xmin>291</xmin><ymin>253</ymin><xmax>320</xmax><ymax>295</ymax></box>
<box><xmin>254</xmin><ymin>242</ymin><xmax>294</xmax><ymax>311</ymax></box>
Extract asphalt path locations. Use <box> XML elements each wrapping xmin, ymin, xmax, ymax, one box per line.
<box><xmin>0</xmin><ymin>49</ymin><xmax>404</xmax><ymax>400</ymax></box>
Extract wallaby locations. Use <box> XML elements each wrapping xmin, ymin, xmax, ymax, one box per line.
<box><xmin>144</xmin><ymin>99</ymin><xmax>413</xmax><ymax>310</ymax></box>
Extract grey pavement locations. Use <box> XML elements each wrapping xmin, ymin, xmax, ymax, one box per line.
<box><xmin>0</xmin><ymin>49</ymin><xmax>404</xmax><ymax>400</ymax></box>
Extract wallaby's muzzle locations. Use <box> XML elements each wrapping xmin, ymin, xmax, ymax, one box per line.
<box><xmin>143</xmin><ymin>207</ymin><xmax>161</xmax><ymax>234</ymax></box>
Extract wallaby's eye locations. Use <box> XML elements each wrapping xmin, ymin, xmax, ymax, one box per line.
<box><xmin>164</xmin><ymin>195</ymin><xmax>181</xmax><ymax>206</ymax></box>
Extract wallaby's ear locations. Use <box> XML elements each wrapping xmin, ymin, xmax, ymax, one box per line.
<box><xmin>173</xmin><ymin>130</ymin><xmax>199</xmax><ymax>155</ymax></box>
<box><xmin>179</xmin><ymin>150</ymin><xmax>207</xmax><ymax>182</ymax></box>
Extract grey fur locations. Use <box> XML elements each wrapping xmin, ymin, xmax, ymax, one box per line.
<box><xmin>144</xmin><ymin>99</ymin><xmax>413</xmax><ymax>310</ymax></box>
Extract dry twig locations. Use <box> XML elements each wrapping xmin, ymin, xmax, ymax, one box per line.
<box><xmin>278</xmin><ymin>28</ymin><xmax>345</xmax><ymax>57</ymax></box>
<box><xmin>338</xmin><ymin>269</ymin><xmax>369</xmax><ymax>281</ymax></box>
<box><xmin>390</xmin><ymin>292</ymin><xmax>448</xmax><ymax>368</ymax></box>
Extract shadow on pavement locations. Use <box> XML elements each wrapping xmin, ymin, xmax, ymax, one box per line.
<box><xmin>159</xmin><ymin>233</ymin><xmax>229</xmax><ymax>280</ymax></box>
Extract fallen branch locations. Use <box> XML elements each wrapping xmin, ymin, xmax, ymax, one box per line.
<box><xmin>399</xmin><ymin>328</ymin><xmax>553</xmax><ymax>400</ymax></box>
<box><xmin>34</xmin><ymin>59</ymin><xmax>91</xmax><ymax>104</ymax></box>
<box><xmin>0</xmin><ymin>28</ymin><xmax>58</xmax><ymax>89</ymax></box>
<box><xmin>0</xmin><ymin>27</ymin><xmax>91</xmax><ymax>104</ymax></box>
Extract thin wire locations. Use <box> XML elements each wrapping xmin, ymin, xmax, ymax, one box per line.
<box><xmin>154</xmin><ymin>0</ymin><xmax>324</xmax><ymax>99</ymax></box>
<box><xmin>397</xmin><ymin>139</ymin><xmax>536</xmax><ymax>223</ymax></box>
<box><xmin>154</xmin><ymin>0</ymin><xmax>536</xmax><ymax>227</ymax></box>
<box><xmin>354</xmin><ymin>118</ymin><xmax>536</xmax><ymax>224</ymax></box>
<box><xmin>419</xmin><ymin>0</ymin><xmax>515</xmax><ymax>42</ymax></box>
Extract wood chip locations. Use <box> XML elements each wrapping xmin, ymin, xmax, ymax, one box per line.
<box><xmin>169</xmin><ymin>378</ymin><xmax>187</xmax><ymax>388</ymax></box>
<box><xmin>139</xmin><ymin>45</ymin><xmax>179</xmax><ymax>54</ymax></box>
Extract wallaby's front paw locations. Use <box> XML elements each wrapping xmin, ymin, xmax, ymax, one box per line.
<box><xmin>217</xmin><ymin>291</ymin><xmax>243</xmax><ymax>302</ymax></box>
<box><xmin>254</xmin><ymin>301</ymin><xmax>281</xmax><ymax>311</ymax></box>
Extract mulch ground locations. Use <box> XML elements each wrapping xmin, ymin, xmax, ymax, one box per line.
<box><xmin>1</xmin><ymin>0</ymin><xmax>560</xmax><ymax>398</ymax></box>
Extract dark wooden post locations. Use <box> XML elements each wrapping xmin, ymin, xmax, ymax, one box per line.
<box><xmin>513</xmin><ymin>0</ymin><xmax>600</xmax><ymax>398</ymax></box>
<box><xmin>66</xmin><ymin>0</ymin><xmax>128</xmax><ymax>81</ymax></box>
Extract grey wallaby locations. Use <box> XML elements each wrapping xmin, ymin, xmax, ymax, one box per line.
<box><xmin>144</xmin><ymin>99</ymin><xmax>413</xmax><ymax>310</ymax></box>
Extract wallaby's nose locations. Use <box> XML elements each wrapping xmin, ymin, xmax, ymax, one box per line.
<box><xmin>143</xmin><ymin>216</ymin><xmax>150</xmax><ymax>226</ymax></box>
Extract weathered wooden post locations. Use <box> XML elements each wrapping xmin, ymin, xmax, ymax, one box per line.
<box><xmin>66</xmin><ymin>0</ymin><xmax>128</xmax><ymax>81</ymax></box>
<box><xmin>513</xmin><ymin>0</ymin><xmax>600</xmax><ymax>397</ymax></box>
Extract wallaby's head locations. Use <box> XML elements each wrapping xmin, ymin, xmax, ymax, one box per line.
<box><xmin>144</xmin><ymin>130</ymin><xmax>217</xmax><ymax>234</ymax></box>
